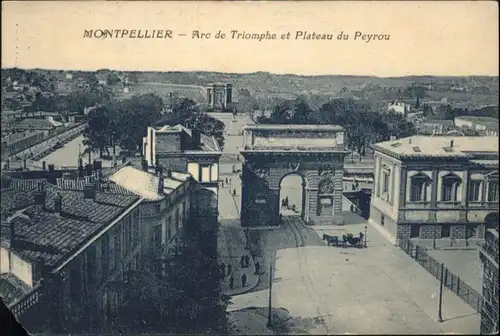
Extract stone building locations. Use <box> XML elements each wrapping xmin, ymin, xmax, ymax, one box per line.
<box><xmin>206</xmin><ymin>83</ymin><xmax>232</xmax><ymax>110</ymax></box>
<box><xmin>369</xmin><ymin>135</ymin><xmax>499</xmax><ymax>242</ymax></box>
<box><xmin>239</xmin><ymin>124</ymin><xmax>349</xmax><ymax>226</ymax></box>
<box><xmin>479</xmin><ymin>212</ymin><xmax>499</xmax><ymax>335</ymax></box>
<box><xmin>0</xmin><ymin>181</ymin><xmax>142</xmax><ymax>333</ymax></box>
<box><xmin>142</xmin><ymin>124</ymin><xmax>221</xmax><ymax>198</ymax></box>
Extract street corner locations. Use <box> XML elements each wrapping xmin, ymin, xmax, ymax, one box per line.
<box><xmin>220</xmin><ymin>256</ymin><xmax>261</xmax><ymax>296</ymax></box>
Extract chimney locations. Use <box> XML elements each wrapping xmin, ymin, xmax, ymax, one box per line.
<box><xmin>48</xmin><ymin>164</ymin><xmax>55</xmax><ymax>172</ymax></box>
<box><xmin>54</xmin><ymin>193</ymin><xmax>62</xmax><ymax>214</ymax></box>
<box><xmin>157</xmin><ymin>166</ymin><xmax>164</xmax><ymax>195</ymax></box>
<box><xmin>42</xmin><ymin>161</ymin><xmax>46</xmax><ymax>171</ymax></box>
<box><xmin>9</xmin><ymin>216</ymin><xmax>16</xmax><ymax>247</ymax></box>
<box><xmin>85</xmin><ymin>164</ymin><xmax>93</xmax><ymax>177</ymax></box>
<box><xmin>450</xmin><ymin>140</ymin><xmax>454</xmax><ymax>148</ymax></box>
<box><xmin>34</xmin><ymin>183</ymin><xmax>46</xmax><ymax>212</ymax></box>
<box><xmin>83</xmin><ymin>183</ymin><xmax>96</xmax><ymax>200</ymax></box>
<box><xmin>78</xmin><ymin>158</ymin><xmax>83</xmax><ymax>169</ymax></box>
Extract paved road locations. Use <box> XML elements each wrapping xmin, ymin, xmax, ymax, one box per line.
<box><xmin>228</xmin><ymin>215</ymin><xmax>480</xmax><ymax>334</ymax></box>
<box><xmin>40</xmin><ymin>135</ymin><xmax>117</xmax><ymax>169</ymax></box>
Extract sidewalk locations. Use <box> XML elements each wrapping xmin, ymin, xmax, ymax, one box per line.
<box><xmin>218</xmin><ymin>173</ymin><xmax>260</xmax><ymax>296</ymax></box>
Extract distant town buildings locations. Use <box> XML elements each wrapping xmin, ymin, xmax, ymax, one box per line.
<box><xmin>479</xmin><ymin>212</ymin><xmax>499</xmax><ymax>335</ymax></box>
<box><xmin>454</xmin><ymin>116</ymin><xmax>499</xmax><ymax>136</ymax></box>
<box><xmin>370</xmin><ymin>135</ymin><xmax>499</xmax><ymax>242</ymax></box>
<box><xmin>206</xmin><ymin>83</ymin><xmax>232</xmax><ymax>110</ymax></box>
<box><xmin>387</xmin><ymin>101</ymin><xmax>410</xmax><ymax>116</ymax></box>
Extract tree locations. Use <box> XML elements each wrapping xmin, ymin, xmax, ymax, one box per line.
<box><xmin>82</xmin><ymin>106</ymin><xmax>113</xmax><ymax>157</ymax></box>
<box><xmin>107</xmin><ymin>73</ymin><xmax>121</xmax><ymax>85</ymax></box>
<box><xmin>157</xmin><ymin>98</ymin><xmax>226</xmax><ymax>150</ymax></box>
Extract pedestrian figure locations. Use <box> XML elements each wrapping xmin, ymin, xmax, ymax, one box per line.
<box><xmin>350</xmin><ymin>204</ymin><xmax>354</xmax><ymax>213</ymax></box>
<box><xmin>220</xmin><ymin>262</ymin><xmax>226</xmax><ymax>277</ymax></box>
<box><xmin>237</xmin><ymin>155</ymin><xmax>240</xmax><ymax>161</ymax></box>
<box><xmin>240</xmin><ymin>256</ymin><xmax>245</xmax><ymax>268</ymax></box>
<box><xmin>284</xmin><ymin>196</ymin><xmax>289</xmax><ymax>208</ymax></box>
<box><xmin>352</xmin><ymin>184</ymin><xmax>355</xmax><ymax>191</ymax></box>
<box><xmin>221</xmin><ymin>181</ymin><xmax>224</xmax><ymax>188</ymax></box>
<box><xmin>226</xmin><ymin>177</ymin><xmax>228</xmax><ymax>184</ymax></box>
<box><xmin>233</xmin><ymin>189</ymin><xmax>236</xmax><ymax>197</ymax></box>
<box><xmin>229</xmin><ymin>276</ymin><xmax>234</xmax><ymax>289</ymax></box>
<box><xmin>244</xmin><ymin>255</ymin><xmax>250</xmax><ymax>268</ymax></box>
<box><xmin>355</xmin><ymin>181</ymin><xmax>359</xmax><ymax>189</ymax></box>
<box><xmin>241</xmin><ymin>273</ymin><xmax>247</xmax><ymax>287</ymax></box>
<box><xmin>254</xmin><ymin>261</ymin><xmax>261</xmax><ymax>275</ymax></box>
<box><xmin>227</xmin><ymin>263</ymin><xmax>232</xmax><ymax>275</ymax></box>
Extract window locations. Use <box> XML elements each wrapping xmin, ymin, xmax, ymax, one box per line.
<box><xmin>153</xmin><ymin>225</ymin><xmax>162</xmax><ymax>249</ymax></box>
<box><xmin>441</xmin><ymin>174</ymin><xmax>461</xmax><ymax>202</ymax></box>
<box><xmin>468</xmin><ymin>180</ymin><xmax>482</xmax><ymax>202</ymax></box>
<box><xmin>466</xmin><ymin>224</ymin><xmax>478</xmax><ymax>239</ymax></box>
<box><xmin>382</xmin><ymin>169</ymin><xmax>390</xmax><ymax>193</ymax></box>
<box><xmin>154</xmin><ymin>204</ymin><xmax>161</xmax><ymax>214</ymax></box>
<box><xmin>487</xmin><ymin>180</ymin><xmax>498</xmax><ymax>202</ymax></box>
<box><xmin>200</xmin><ymin>165</ymin><xmax>211</xmax><ymax>182</ymax></box>
<box><xmin>410</xmin><ymin>173</ymin><xmax>430</xmax><ymax>202</ymax></box>
<box><xmin>176</xmin><ymin>209</ymin><xmax>180</xmax><ymax>229</ymax></box>
<box><xmin>441</xmin><ymin>224</ymin><xmax>451</xmax><ymax>238</ymax></box>
<box><xmin>101</xmin><ymin>235</ymin><xmax>109</xmax><ymax>276</ymax></box>
<box><xmin>70</xmin><ymin>268</ymin><xmax>82</xmax><ymax>303</ymax></box>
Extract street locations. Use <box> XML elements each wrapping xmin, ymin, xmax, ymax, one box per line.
<box><xmin>212</xmin><ymin>116</ymin><xmax>479</xmax><ymax>334</ymax></box>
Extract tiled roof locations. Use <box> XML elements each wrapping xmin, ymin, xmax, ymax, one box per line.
<box><xmin>0</xmin><ymin>188</ymin><xmax>38</xmax><ymax>217</ymax></box>
<box><xmin>1</xmin><ymin>183</ymin><xmax>140</xmax><ymax>266</ymax></box>
<box><xmin>4</xmin><ymin>178</ymin><xmax>48</xmax><ymax>191</ymax></box>
<box><xmin>470</xmin><ymin>160</ymin><xmax>499</xmax><ymax>168</ymax></box>
<box><xmin>3</xmin><ymin>130</ymin><xmax>45</xmax><ymax>145</ymax></box>
<box><xmin>374</xmin><ymin>136</ymin><xmax>499</xmax><ymax>159</ymax></box>
<box><xmin>455</xmin><ymin>116</ymin><xmax>499</xmax><ymax>123</ymax></box>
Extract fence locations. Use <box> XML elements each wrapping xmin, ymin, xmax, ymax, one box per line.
<box><xmin>398</xmin><ymin>239</ymin><xmax>483</xmax><ymax>312</ymax></box>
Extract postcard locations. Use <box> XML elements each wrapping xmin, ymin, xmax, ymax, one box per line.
<box><xmin>1</xmin><ymin>1</ymin><xmax>498</xmax><ymax>335</ymax></box>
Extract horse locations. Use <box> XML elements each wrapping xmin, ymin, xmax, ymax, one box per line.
<box><xmin>322</xmin><ymin>234</ymin><xmax>340</xmax><ymax>247</ymax></box>
<box><xmin>343</xmin><ymin>233</ymin><xmax>363</xmax><ymax>248</ymax></box>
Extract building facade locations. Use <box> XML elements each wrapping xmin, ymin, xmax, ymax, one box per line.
<box><xmin>370</xmin><ymin>136</ymin><xmax>499</xmax><ymax>242</ymax></box>
<box><xmin>1</xmin><ymin>181</ymin><xmax>142</xmax><ymax>333</ymax></box>
<box><xmin>142</xmin><ymin>124</ymin><xmax>221</xmax><ymax>199</ymax></box>
<box><xmin>206</xmin><ymin>83</ymin><xmax>232</xmax><ymax>110</ymax></box>
<box><xmin>479</xmin><ymin>212</ymin><xmax>499</xmax><ymax>335</ymax></box>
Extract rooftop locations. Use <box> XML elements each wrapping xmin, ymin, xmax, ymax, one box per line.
<box><xmin>455</xmin><ymin>116</ymin><xmax>499</xmax><ymax>123</ymax></box>
<box><xmin>152</xmin><ymin>124</ymin><xmax>221</xmax><ymax>153</ymax></box>
<box><xmin>109</xmin><ymin>166</ymin><xmax>190</xmax><ymax>201</ymax></box>
<box><xmin>1</xmin><ymin>183</ymin><xmax>140</xmax><ymax>266</ymax></box>
<box><xmin>2</xmin><ymin>130</ymin><xmax>46</xmax><ymax>145</ymax></box>
<box><xmin>12</xmin><ymin>118</ymin><xmax>58</xmax><ymax>130</ymax></box>
<box><xmin>374</xmin><ymin>136</ymin><xmax>499</xmax><ymax>159</ymax></box>
<box><xmin>242</xmin><ymin>124</ymin><xmax>344</xmax><ymax>132</ymax></box>
<box><xmin>0</xmin><ymin>273</ymin><xmax>31</xmax><ymax>306</ymax></box>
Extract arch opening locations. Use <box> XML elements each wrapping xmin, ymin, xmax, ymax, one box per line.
<box><xmin>279</xmin><ymin>173</ymin><xmax>306</xmax><ymax>219</ymax></box>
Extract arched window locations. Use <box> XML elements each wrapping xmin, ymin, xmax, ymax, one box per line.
<box><xmin>441</xmin><ymin>173</ymin><xmax>461</xmax><ymax>202</ymax></box>
<box><xmin>410</xmin><ymin>173</ymin><xmax>431</xmax><ymax>202</ymax></box>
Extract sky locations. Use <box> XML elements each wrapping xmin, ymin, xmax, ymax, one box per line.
<box><xmin>2</xmin><ymin>1</ymin><xmax>499</xmax><ymax>77</ymax></box>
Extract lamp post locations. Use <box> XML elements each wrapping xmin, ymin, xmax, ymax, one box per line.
<box><xmin>266</xmin><ymin>264</ymin><xmax>273</xmax><ymax>329</ymax></box>
<box><xmin>364</xmin><ymin>225</ymin><xmax>368</xmax><ymax>248</ymax></box>
<box><xmin>433</xmin><ymin>223</ymin><xmax>437</xmax><ymax>249</ymax></box>
<box><xmin>244</xmin><ymin>229</ymin><xmax>250</xmax><ymax>250</ymax></box>
<box><xmin>437</xmin><ymin>263</ymin><xmax>444</xmax><ymax>322</ymax></box>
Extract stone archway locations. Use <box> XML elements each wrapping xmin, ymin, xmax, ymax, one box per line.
<box><xmin>239</xmin><ymin>125</ymin><xmax>349</xmax><ymax>227</ymax></box>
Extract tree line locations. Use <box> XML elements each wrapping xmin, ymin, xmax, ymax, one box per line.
<box><xmin>83</xmin><ymin>95</ymin><xmax>226</xmax><ymax>158</ymax></box>
<box><xmin>257</xmin><ymin>97</ymin><xmax>416</xmax><ymax>157</ymax></box>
